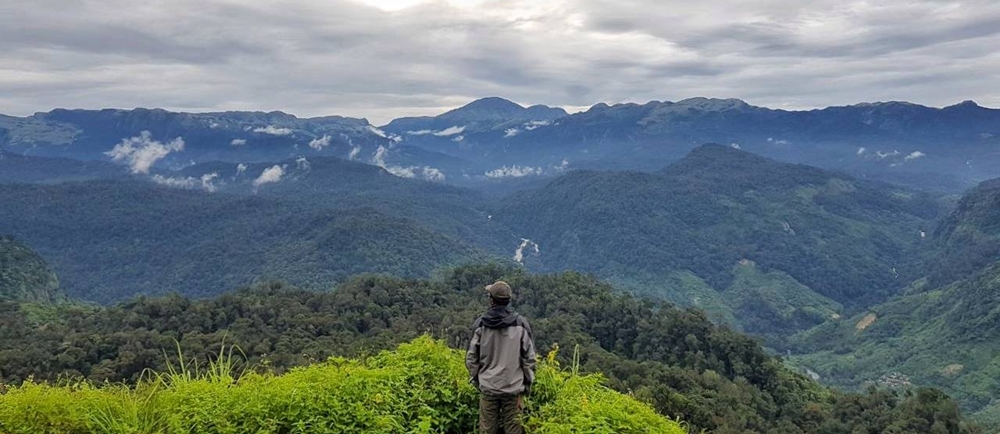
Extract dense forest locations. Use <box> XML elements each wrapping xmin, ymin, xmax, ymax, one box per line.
<box><xmin>0</xmin><ymin>145</ymin><xmax>950</xmax><ymax>342</ymax></box>
<box><xmin>0</xmin><ymin>181</ymin><xmax>493</xmax><ymax>303</ymax></box>
<box><xmin>790</xmin><ymin>177</ymin><xmax>1000</xmax><ymax>428</ymax></box>
<box><xmin>495</xmin><ymin>144</ymin><xmax>945</xmax><ymax>341</ymax></box>
<box><xmin>0</xmin><ymin>236</ymin><xmax>62</xmax><ymax>303</ymax></box>
<box><xmin>0</xmin><ymin>265</ymin><xmax>976</xmax><ymax>433</ymax></box>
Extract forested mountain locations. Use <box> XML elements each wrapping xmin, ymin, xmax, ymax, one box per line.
<box><xmin>494</xmin><ymin>144</ymin><xmax>943</xmax><ymax>340</ymax></box>
<box><xmin>381</xmin><ymin>97</ymin><xmax>568</xmax><ymax>158</ymax></box>
<box><xmin>4</xmin><ymin>98</ymin><xmax>998</xmax><ymax>188</ymax></box>
<box><xmin>173</xmin><ymin>156</ymin><xmax>516</xmax><ymax>250</ymax></box>
<box><xmin>0</xmin><ymin>150</ymin><xmax>128</xmax><ymax>183</ymax></box>
<box><xmin>0</xmin><ymin>265</ymin><xmax>975</xmax><ymax>434</ymax></box>
<box><xmin>0</xmin><ymin>236</ymin><xmax>61</xmax><ymax>303</ymax></box>
<box><xmin>0</xmin><ymin>144</ymin><xmax>950</xmax><ymax>340</ymax></box>
<box><xmin>790</xmin><ymin>177</ymin><xmax>1000</xmax><ymax>427</ymax></box>
<box><xmin>0</xmin><ymin>181</ymin><xmax>492</xmax><ymax>303</ymax></box>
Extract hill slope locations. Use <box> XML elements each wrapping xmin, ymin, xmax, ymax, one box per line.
<box><xmin>791</xmin><ymin>177</ymin><xmax>1000</xmax><ymax>427</ymax></box>
<box><xmin>0</xmin><ymin>236</ymin><xmax>61</xmax><ymax>303</ymax></box>
<box><xmin>0</xmin><ymin>181</ymin><xmax>491</xmax><ymax>303</ymax></box>
<box><xmin>494</xmin><ymin>144</ymin><xmax>941</xmax><ymax>338</ymax></box>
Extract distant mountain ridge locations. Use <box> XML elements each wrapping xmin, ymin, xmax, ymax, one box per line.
<box><xmin>3</xmin><ymin>97</ymin><xmax>998</xmax><ymax>188</ymax></box>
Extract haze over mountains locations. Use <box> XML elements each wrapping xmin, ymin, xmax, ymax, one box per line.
<box><xmin>3</xmin><ymin>97</ymin><xmax>999</xmax><ymax>190</ymax></box>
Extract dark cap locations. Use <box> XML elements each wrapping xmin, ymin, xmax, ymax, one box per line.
<box><xmin>485</xmin><ymin>280</ymin><xmax>513</xmax><ymax>300</ymax></box>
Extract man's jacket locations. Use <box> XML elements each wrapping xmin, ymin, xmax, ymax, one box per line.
<box><xmin>465</xmin><ymin>305</ymin><xmax>537</xmax><ymax>396</ymax></box>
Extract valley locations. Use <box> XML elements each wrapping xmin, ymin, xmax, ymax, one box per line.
<box><xmin>2</xmin><ymin>98</ymin><xmax>999</xmax><ymax>432</ymax></box>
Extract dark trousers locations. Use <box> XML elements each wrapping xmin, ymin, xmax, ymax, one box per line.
<box><xmin>478</xmin><ymin>393</ymin><xmax>523</xmax><ymax>434</ymax></box>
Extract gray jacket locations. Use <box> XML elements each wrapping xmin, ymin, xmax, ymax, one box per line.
<box><xmin>465</xmin><ymin>306</ymin><xmax>537</xmax><ymax>396</ymax></box>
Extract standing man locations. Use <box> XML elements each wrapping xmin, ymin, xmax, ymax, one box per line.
<box><xmin>466</xmin><ymin>280</ymin><xmax>537</xmax><ymax>434</ymax></box>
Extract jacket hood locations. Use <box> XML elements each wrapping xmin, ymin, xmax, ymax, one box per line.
<box><xmin>480</xmin><ymin>305</ymin><xmax>518</xmax><ymax>329</ymax></box>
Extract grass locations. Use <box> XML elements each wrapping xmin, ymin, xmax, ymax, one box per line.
<box><xmin>0</xmin><ymin>336</ymin><xmax>686</xmax><ymax>434</ymax></box>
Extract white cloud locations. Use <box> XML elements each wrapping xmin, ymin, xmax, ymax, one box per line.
<box><xmin>407</xmin><ymin>129</ymin><xmax>435</xmax><ymax>135</ymax></box>
<box><xmin>236</xmin><ymin>163</ymin><xmax>248</xmax><ymax>175</ymax></box>
<box><xmin>105</xmin><ymin>131</ymin><xmax>185</xmax><ymax>174</ymax></box>
<box><xmin>504</xmin><ymin>128</ymin><xmax>520</xmax><ymax>138</ymax></box>
<box><xmin>554</xmin><ymin>158</ymin><xmax>570</xmax><ymax>171</ymax></box>
<box><xmin>485</xmin><ymin>165</ymin><xmax>544</xmax><ymax>178</ymax></box>
<box><xmin>420</xmin><ymin>166</ymin><xmax>445</xmax><ymax>182</ymax></box>
<box><xmin>371</xmin><ymin>145</ymin><xmax>445</xmax><ymax>181</ymax></box>
<box><xmin>523</xmin><ymin>120</ymin><xmax>550</xmax><ymax>130</ymax></box>
<box><xmin>253</xmin><ymin>164</ymin><xmax>285</xmax><ymax>187</ymax></box>
<box><xmin>348</xmin><ymin>146</ymin><xmax>361</xmax><ymax>160</ymax></box>
<box><xmin>857</xmin><ymin>147</ymin><xmax>866</xmax><ymax>155</ymax></box>
<box><xmin>875</xmin><ymin>150</ymin><xmax>901</xmax><ymax>159</ymax></box>
<box><xmin>230</xmin><ymin>138</ymin><xmax>247</xmax><ymax>146</ymax></box>
<box><xmin>367</xmin><ymin>125</ymin><xmax>402</xmax><ymax>142</ymax></box>
<box><xmin>253</xmin><ymin>125</ymin><xmax>294</xmax><ymax>136</ymax></box>
<box><xmin>151</xmin><ymin>174</ymin><xmax>197</xmax><ymax>189</ymax></box>
<box><xmin>200</xmin><ymin>173</ymin><xmax>220</xmax><ymax>192</ymax></box>
<box><xmin>296</xmin><ymin>156</ymin><xmax>310</xmax><ymax>170</ymax></box>
<box><xmin>905</xmin><ymin>151</ymin><xmax>926</xmax><ymax>161</ymax></box>
<box><xmin>730</xmin><ymin>143</ymin><xmax>741</xmax><ymax>149</ymax></box>
<box><xmin>150</xmin><ymin>172</ymin><xmax>219</xmax><ymax>192</ymax></box>
<box><xmin>309</xmin><ymin>134</ymin><xmax>332</xmax><ymax>150</ymax></box>
<box><xmin>433</xmin><ymin>125</ymin><xmax>466</xmax><ymax>136</ymax></box>
<box><xmin>452</xmin><ymin>135</ymin><xmax>464</xmax><ymax>142</ymax></box>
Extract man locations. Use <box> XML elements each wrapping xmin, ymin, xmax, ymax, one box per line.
<box><xmin>465</xmin><ymin>280</ymin><xmax>537</xmax><ymax>434</ymax></box>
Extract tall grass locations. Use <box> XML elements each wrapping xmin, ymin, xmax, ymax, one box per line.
<box><xmin>0</xmin><ymin>336</ymin><xmax>686</xmax><ymax>434</ymax></box>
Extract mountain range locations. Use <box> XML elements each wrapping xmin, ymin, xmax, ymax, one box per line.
<box><xmin>4</xmin><ymin>97</ymin><xmax>1000</xmax><ymax>429</ymax></box>
<box><xmin>3</xmin><ymin>97</ymin><xmax>999</xmax><ymax>189</ymax></box>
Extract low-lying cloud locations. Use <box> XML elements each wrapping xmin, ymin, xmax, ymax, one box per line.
<box><xmin>151</xmin><ymin>172</ymin><xmax>219</xmax><ymax>192</ymax></box>
<box><xmin>308</xmin><ymin>134</ymin><xmax>331</xmax><ymax>150</ymax></box>
<box><xmin>254</xmin><ymin>125</ymin><xmax>293</xmax><ymax>136</ymax></box>
<box><xmin>485</xmin><ymin>165</ymin><xmax>544</xmax><ymax>178</ymax></box>
<box><xmin>433</xmin><ymin>126</ymin><xmax>466</xmax><ymax>137</ymax></box>
<box><xmin>253</xmin><ymin>164</ymin><xmax>285</xmax><ymax>187</ymax></box>
<box><xmin>105</xmin><ymin>131</ymin><xmax>185</xmax><ymax>174</ymax></box>
<box><xmin>371</xmin><ymin>145</ymin><xmax>445</xmax><ymax>181</ymax></box>
<box><xmin>230</xmin><ymin>138</ymin><xmax>246</xmax><ymax>146</ymax></box>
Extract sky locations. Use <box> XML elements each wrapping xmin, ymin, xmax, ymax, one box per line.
<box><xmin>1</xmin><ymin>0</ymin><xmax>998</xmax><ymax>125</ymax></box>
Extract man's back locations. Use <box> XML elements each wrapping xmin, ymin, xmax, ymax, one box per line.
<box><xmin>467</xmin><ymin>306</ymin><xmax>536</xmax><ymax>396</ymax></box>
<box><xmin>466</xmin><ymin>280</ymin><xmax>537</xmax><ymax>434</ymax></box>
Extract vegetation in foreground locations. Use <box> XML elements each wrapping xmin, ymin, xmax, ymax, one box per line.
<box><xmin>0</xmin><ymin>265</ymin><xmax>976</xmax><ymax>433</ymax></box>
<box><xmin>0</xmin><ymin>336</ymin><xmax>685</xmax><ymax>434</ymax></box>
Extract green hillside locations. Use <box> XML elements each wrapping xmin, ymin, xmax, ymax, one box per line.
<box><xmin>0</xmin><ymin>336</ymin><xmax>686</xmax><ymax>434</ymax></box>
<box><xmin>0</xmin><ymin>236</ymin><xmax>61</xmax><ymax>303</ymax></box>
<box><xmin>791</xmin><ymin>178</ymin><xmax>1000</xmax><ymax>427</ymax></box>
<box><xmin>494</xmin><ymin>144</ymin><xmax>942</xmax><ymax>337</ymax></box>
<box><xmin>0</xmin><ymin>266</ymin><xmax>975</xmax><ymax>433</ymax></box>
<box><xmin>0</xmin><ymin>181</ymin><xmax>491</xmax><ymax>303</ymax></box>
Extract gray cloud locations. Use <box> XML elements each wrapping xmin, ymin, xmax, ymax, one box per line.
<box><xmin>1</xmin><ymin>0</ymin><xmax>997</xmax><ymax>123</ymax></box>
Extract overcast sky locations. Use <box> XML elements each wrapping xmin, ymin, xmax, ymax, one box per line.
<box><xmin>2</xmin><ymin>0</ymin><xmax>998</xmax><ymax>124</ymax></box>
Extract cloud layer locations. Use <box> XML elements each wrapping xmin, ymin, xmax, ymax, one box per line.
<box><xmin>2</xmin><ymin>0</ymin><xmax>998</xmax><ymax>123</ymax></box>
<box><xmin>105</xmin><ymin>131</ymin><xmax>184</xmax><ymax>174</ymax></box>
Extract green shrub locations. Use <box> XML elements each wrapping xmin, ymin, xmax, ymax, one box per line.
<box><xmin>0</xmin><ymin>336</ymin><xmax>685</xmax><ymax>434</ymax></box>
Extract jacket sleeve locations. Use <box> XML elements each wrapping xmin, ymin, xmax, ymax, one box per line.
<box><xmin>520</xmin><ymin>317</ymin><xmax>537</xmax><ymax>392</ymax></box>
<box><xmin>465</xmin><ymin>322</ymin><xmax>482</xmax><ymax>386</ymax></box>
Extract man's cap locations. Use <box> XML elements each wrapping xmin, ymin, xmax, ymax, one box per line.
<box><xmin>485</xmin><ymin>280</ymin><xmax>513</xmax><ymax>300</ymax></box>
